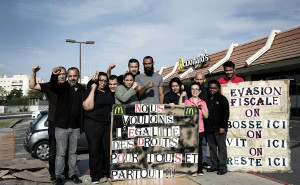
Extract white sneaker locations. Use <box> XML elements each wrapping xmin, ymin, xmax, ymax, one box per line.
<box><xmin>198</xmin><ymin>170</ymin><xmax>204</xmax><ymax>176</ymax></box>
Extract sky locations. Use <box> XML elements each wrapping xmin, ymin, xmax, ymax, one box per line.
<box><xmin>0</xmin><ymin>0</ymin><xmax>299</xmax><ymax>81</ymax></box>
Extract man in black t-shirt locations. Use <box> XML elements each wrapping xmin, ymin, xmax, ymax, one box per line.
<box><xmin>29</xmin><ymin>65</ymin><xmax>66</xmax><ymax>181</ymax></box>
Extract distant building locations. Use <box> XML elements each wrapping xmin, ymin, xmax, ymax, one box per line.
<box><xmin>81</xmin><ymin>76</ymin><xmax>90</xmax><ymax>84</ymax></box>
<box><xmin>0</xmin><ymin>74</ymin><xmax>44</xmax><ymax>96</ymax></box>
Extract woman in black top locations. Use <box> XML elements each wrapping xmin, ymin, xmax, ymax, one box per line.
<box><xmin>205</xmin><ymin>80</ymin><xmax>230</xmax><ymax>175</ymax></box>
<box><xmin>83</xmin><ymin>72</ymin><xmax>114</xmax><ymax>183</ymax></box>
<box><xmin>163</xmin><ymin>77</ymin><xmax>183</xmax><ymax>108</ymax></box>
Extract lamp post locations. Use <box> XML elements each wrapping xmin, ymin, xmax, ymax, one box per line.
<box><xmin>66</xmin><ymin>39</ymin><xmax>95</xmax><ymax>83</ymax></box>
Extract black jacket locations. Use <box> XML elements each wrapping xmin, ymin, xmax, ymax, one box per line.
<box><xmin>204</xmin><ymin>93</ymin><xmax>230</xmax><ymax>133</ymax></box>
<box><xmin>50</xmin><ymin>74</ymin><xmax>85</xmax><ymax>130</ymax></box>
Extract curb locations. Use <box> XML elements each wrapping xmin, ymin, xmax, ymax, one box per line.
<box><xmin>9</xmin><ymin>119</ymin><xmax>23</xmax><ymax>128</ymax></box>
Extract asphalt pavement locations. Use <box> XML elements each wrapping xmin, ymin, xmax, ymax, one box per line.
<box><xmin>4</xmin><ymin>118</ymin><xmax>300</xmax><ymax>184</ymax></box>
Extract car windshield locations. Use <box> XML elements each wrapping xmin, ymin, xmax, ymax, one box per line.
<box><xmin>32</xmin><ymin>114</ymin><xmax>43</xmax><ymax>125</ymax></box>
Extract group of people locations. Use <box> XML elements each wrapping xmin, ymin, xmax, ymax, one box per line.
<box><xmin>29</xmin><ymin>57</ymin><xmax>243</xmax><ymax>184</ymax></box>
<box><xmin>163</xmin><ymin>60</ymin><xmax>244</xmax><ymax>176</ymax></box>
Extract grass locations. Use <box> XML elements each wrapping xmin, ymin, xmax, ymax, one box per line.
<box><xmin>0</xmin><ymin>119</ymin><xmax>19</xmax><ymax>128</ymax></box>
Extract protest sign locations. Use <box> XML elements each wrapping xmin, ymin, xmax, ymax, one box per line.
<box><xmin>110</xmin><ymin>104</ymin><xmax>199</xmax><ymax>180</ymax></box>
<box><xmin>221</xmin><ymin>80</ymin><xmax>291</xmax><ymax>172</ymax></box>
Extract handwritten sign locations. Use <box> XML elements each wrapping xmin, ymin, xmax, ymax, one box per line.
<box><xmin>221</xmin><ymin>80</ymin><xmax>291</xmax><ymax>172</ymax></box>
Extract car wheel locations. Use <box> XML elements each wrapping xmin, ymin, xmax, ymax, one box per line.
<box><xmin>33</xmin><ymin>141</ymin><xmax>49</xmax><ymax>161</ymax></box>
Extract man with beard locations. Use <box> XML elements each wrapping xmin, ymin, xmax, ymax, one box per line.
<box><xmin>29</xmin><ymin>65</ymin><xmax>67</xmax><ymax>181</ymax></box>
<box><xmin>50</xmin><ymin>67</ymin><xmax>85</xmax><ymax>185</ymax></box>
<box><xmin>135</xmin><ymin>56</ymin><xmax>164</xmax><ymax>104</ymax></box>
<box><xmin>218</xmin><ymin>60</ymin><xmax>244</xmax><ymax>84</ymax></box>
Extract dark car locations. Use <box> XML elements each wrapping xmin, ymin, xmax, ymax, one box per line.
<box><xmin>24</xmin><ymin>110</ymin><xmax>88</xmax><ymax>160</ymax></box>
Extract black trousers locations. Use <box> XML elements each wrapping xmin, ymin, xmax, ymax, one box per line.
<box><xmin>48</xmin><ymin>122</ymin><xmax>56</xmax><ymax>176</ymax></box>
<box><xmin>206</xmin><ymin>131</ymin><xmax>227</xmax><ymax>171</ymax></box>
<box><xmin>198</xmin><ymin>132</ymin><xmax>204</xmax><ymax>172</ymax></box>
<box><xmin>48</xmin><ymin>122</ymin><xmax>69</xmax><ymax>177</ymax></box>
<box><xmin>85</xmin><ymin>118</ymin><xmax>111</xmax><ymax>179</ymax></box>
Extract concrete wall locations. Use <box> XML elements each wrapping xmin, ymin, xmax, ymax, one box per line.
<box><xmin>0</xmin><ymin>105</ymin><xmax>48</xmax><ymax>113</ymax></box>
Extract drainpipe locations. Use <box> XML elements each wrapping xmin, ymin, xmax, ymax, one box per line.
<box><xmin>162</xmin><ymin>62</ymin><xmax>179</xmax><ymax>81</ymax></box>
<box><xmin>246</xmin><ymin>30</ymin><xmax>281</xmax><ymax>66</ymax></box>
<box><xmin>159</xmin><ymin>67</ymin><xmax>167</xmax><ymax>75</ymax></box>
<box><xmin>208</xmin><ymin>43</ymin><xmax>238</xmax><ymax>74</ymax></box>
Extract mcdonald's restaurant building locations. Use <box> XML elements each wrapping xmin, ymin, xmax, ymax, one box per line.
<box><xmin>159</xmin><ymin>26</ymin><xmax>300</xmax><ymax>118</ymax></box>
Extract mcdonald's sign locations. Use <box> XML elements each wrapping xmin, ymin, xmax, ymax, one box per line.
<box><xmin>177</xmin><ymin>54</ymin><xmax>210</xmax><ymax>70</ymax></box>
<box><xmin>177</xmin><ymin>58</ymin><xmax>184</xmax><ymax>70</ymax></box>
<box><xmin>113</xmin><ymin>105</ymin><xmax>125</xmax><ymax>115</ymax></box>
<box><xmin>184</xmin><ymin>106</ymin><xmax>195</xmax><ymax>116</ymax></box>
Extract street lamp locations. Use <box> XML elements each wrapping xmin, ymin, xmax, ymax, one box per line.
<box><xmin>66</xmin><ymin>39</ymin><xmax>95</xmax><ymax>83</ymax></box>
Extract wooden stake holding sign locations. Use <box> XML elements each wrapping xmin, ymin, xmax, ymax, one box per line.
<box><xmin>110</xmin><ymin>104</ymin><xmax>199</xmax><ymax>181</ymax></box>
<box><xmin>221</xmin><ymin>80</ymin><xmax>291</xmax><ymax>172</ymax></box>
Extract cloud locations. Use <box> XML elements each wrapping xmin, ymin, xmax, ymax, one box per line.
<box><xmin>17</xmin><ymin>0</ymin><xmax>146</xmax><ymax>25</ymax></box>
<box><xmin>19</xmin><ymin>47</ymin><xmax>47</xmax><ymax>55</ymax></box>
<box><xmin>11</xmin><ymin>0</ymin><xmax>300</xmax><ymax>78</ymax></box>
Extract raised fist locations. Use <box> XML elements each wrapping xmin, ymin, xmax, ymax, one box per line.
<box><xmin>32</xmin><ymin>65</ymin><xmax>41</xmax><ymax>73</ymax></box>
<box><xmin>52</xmin><ymin>67</ymin><xmax>61</xmax><ymax>75</ymax></box>
<box><xmin>132</xmin><ymin>82</ymin><xmax>138</xmax><ymax>89</ymax></box>
<box><xmin>147</xmin><ymin>81</ymin><xmax>154</xmax><ymax>88</ymax></box>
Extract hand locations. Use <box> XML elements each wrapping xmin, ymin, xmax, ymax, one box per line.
<box><xmin>219</xmin><ymin>128</ymin><xmax>225</xmax><ymax>134</ymax></box>
<box><xmin>52</xmin><ymin>67</ymin><xmax>61</xmax><ymax>75</ymax></box>
<box><xmin>181</xmin><ymin>84</ymin><xmax>185</xmax><ymax>91</ymax></box>
<box><xmin>181</xmin><ymin>91</ymin><xmax>187</xmax><ymax>97</ymax></box>
<box><xmin>198</xmin><ymin>104</ymin><xmax>202</xmax><ymax>110</ymax></box>
<box><xmin>169</xmin><ymin>103</ymin><xmax>176</xmax><ymax>109</ymax></box>
<box><xmin>92</xmin><ymin>71</ymin><xmax>99</xmax><ymax>82</ymax></box>
<box><xmin>32</xmin><ymin>65</ymin><xmax>41</xmax><ymax>73</ymax></box>
<box><xmin>91</xmin><ymin>83</ymin><xmax>97</xmax><ymax>91</ymax></box>
<box><xmin>147</xmin><ymin>81</ymin><xmax>154</xmax><ymax>88</ymax></box>
<box><xmin>109</xmin><ymin>63</ymin><xmax>116</xmax><ymax>69</ymax></box>
<box><xmin>132</xmin><ymin>82</ymin><xmax>138</xmax><ymax>90</ymax></box>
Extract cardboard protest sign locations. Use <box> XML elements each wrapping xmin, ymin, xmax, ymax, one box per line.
<box><xmin>110</xmin><ymin>104</ymin><xmax>199</xmax><ymax>180</ymax></box>
<box><xmin>221</xmin><ymin>80</ymin><xmax>291</xmax><ymax>172</ymax></box>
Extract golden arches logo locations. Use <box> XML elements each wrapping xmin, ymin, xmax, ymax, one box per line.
<box><xmin>114</xmin><ymin>105</ymin><xmax>124</xmax><ymax>115</ymax></box>
<box><xmin>177</xmin><ymin>58</ymin><xmax>184</xmax><ymax>70</ymax></box>
<box><xmin>184</xmin><ymin>106</ymin><xmax>195</xmax><ymax>116</ymax></box>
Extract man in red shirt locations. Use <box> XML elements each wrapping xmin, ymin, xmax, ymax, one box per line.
<box><xmin>218</xmin><ymin>60</ymin><xmax>244</xmax><ymax>84</ymax></box>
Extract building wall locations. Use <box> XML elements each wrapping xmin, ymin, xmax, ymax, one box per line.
<box><xmin>0</xmin><ymin>74</ymin><xmax>43</xmax><ymax>96</ymax></box>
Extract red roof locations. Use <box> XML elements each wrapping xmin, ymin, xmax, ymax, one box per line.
<box><xmin>162</xmin><ymin>26</ymin><xmax>300</xmax><ymax>82</ymax></box>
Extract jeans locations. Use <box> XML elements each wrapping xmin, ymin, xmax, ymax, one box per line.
<box><xmin>55</xmin><ymin>127</ymin><xmax>80</xmax><ymax>178</ymax></box>
<box><xmin>206</xmin><ymin>131</ymin><xmax>227</xmax><ymax>171</ymax></box>
<box><xmin>202</xmin><ymin>135</ymin><xmax>212</xmax><ymax>165</ymax></box>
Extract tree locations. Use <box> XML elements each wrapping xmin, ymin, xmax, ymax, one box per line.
<box><xmin>6</xmin><ymin>89</ymin><xmax>28</xmax><ymax>106</ymax></box>
<box><xmin>27</xmin><ymin>89</ymin><xmax>45</xmax><ymax>99</ymax></box>
<box><xmin>0</xmin><ymin>87</ymin><xmax>7</xmax><ymax>105</ymax></box>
